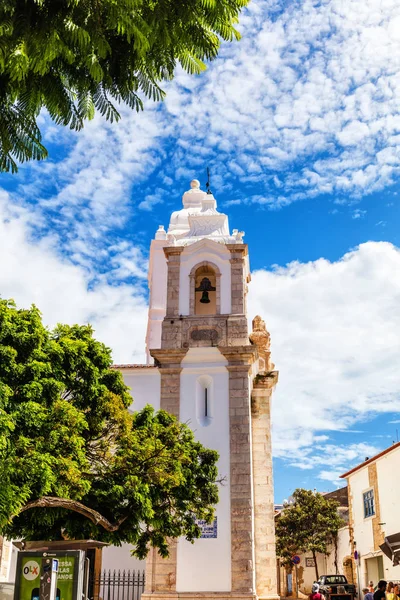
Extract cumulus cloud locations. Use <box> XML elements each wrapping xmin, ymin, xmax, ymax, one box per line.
<box><xmin>160</xmin><ymin>0</ymin><xmax>400</xmax><ymax>201</ymax></box>
<box><xmin>0</xmin><ymin>190</ymin><xmax>148</xmax><ymax>364</ymax></box>
<box><xmin>248</xmin><ymin>241</ymin><xmax>400</xmax><ymax>466</ymax></box>
<box><xmin>287</xmin><ymin>442</ymin><xmax>381</xmax><ymax>485</ymax></box>
<box><xmin>13</xmin><ymin>104</ymin><xmax>168</xmax><ymax>275</ymax></box>
<box><xmin>352</xmin><ymin>209</ymin><xmax>367</xmax><ymax>219</ymax></box>
<box><xmin>138</xmin><ymin>188</ymin><xmax>167</xmax><ymax>211</ymax></box>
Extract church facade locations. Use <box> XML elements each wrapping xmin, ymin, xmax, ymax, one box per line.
<box><xmin>116</xmin><ymin>180</ymin><xmax>279</xmax><ymax>600</ymax></box>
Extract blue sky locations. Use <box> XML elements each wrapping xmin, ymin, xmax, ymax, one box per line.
<box><xmin>1</xmin><ymin>0</ymin><xmax>400</xmax><ymax>502</ymax></box>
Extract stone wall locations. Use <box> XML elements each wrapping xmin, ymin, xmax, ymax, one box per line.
<box><xmin>251</xmin><ymin>373</ymin><xmax>279</xmax><ymax>600</ymax></box>
<box><xmin>368</xmin><ymin>463</ymin><xmax>385</xmax><ymax>551</ymax></box>
<box><xmin>145</xmin><ymin>349</ymin><xmax>187</xmax><ymax>594</ymax></box>
<box><xmin>165</xmin><ymin>247</ymin><xmax>184</xmax><ymax>318</ymax></box>
<box><xmin>227</xmin><ymin>245</ymin><xmax>247</xmax><ymax>315</ymax></box>
<box><xmin>161</xmin><ymin>315</ymin><xmax>249</xmax><ymax>350</ymax></box>
<box><xmin>220</xmin><ymin>347</ymin><xmax>257</xmax><ymax>594</ymax></box>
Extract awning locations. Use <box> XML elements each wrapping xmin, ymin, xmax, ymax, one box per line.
<box><xmin>380</xmin><ymin>533</ymin><xmax>400</xmax><ymax>566</ymax></box>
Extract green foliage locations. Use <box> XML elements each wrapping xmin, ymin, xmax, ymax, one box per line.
<box><xmin>275</xmin><ymin>488</ymin><xmax>344</xmax><ymax>579</ymax></box>
<box><xmin>0</xmin><ymin>0</ymin><xmax>249</xmax><ymax>172</ymax></box>
<box><xmin>0</xmin><ymin>299</ymin><xmax>219</xmax><ymax>557</ymax></box>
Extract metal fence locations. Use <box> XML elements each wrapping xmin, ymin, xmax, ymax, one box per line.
<box><xmin>90</xmin><ymin>569</ymin><xmax>146</xmax><ymax>600</ymax></box>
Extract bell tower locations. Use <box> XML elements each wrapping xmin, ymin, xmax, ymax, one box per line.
<box><xmin>143</xmin><ymin>180</ymin><xmax>279</xmax><ymax>600</ymax></box>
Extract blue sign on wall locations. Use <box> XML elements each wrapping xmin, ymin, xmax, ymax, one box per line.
<box><xmin>196</xmin><ymin>517</ymin><xmax>218</xmax><ymax>538</ymax></box>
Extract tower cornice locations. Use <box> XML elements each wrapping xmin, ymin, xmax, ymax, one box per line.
<box><xmin>219</xmin><ymin>345</ymin><xmax>258</xmax><ymax>366</ymax></box>
<box><xmin>150</xmin><ymin>348</ymin><xmax>188</xmax><ymax>368</ymax></box>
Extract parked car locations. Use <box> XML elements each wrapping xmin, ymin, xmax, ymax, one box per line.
<box><xmin>317</xmin><ymin>575</ymin><xmax>356</xmax><ymax>600</ymax></box>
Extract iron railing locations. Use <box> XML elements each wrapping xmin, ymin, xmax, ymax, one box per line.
<box><xmin>90</xmin><ymin>569</ymin><xmax>145</xmax><ymax>600</ymax></box>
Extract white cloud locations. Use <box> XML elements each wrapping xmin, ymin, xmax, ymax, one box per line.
<box><xmin>0</xmin><ymin>190</ymin><xmax>148</xmax><ymax>364</ymax></box>
<box><xmin>13</xmin><ymin>104</ymin><xmax>169</xmax><ymax>275</ymax></box>
<box><xmin>285</xmin><ymin>439</ymin><xmax>381</xmax><ymax>486</ymax></box>
<box><xmin>352</xmin><ymin>209</ymin><xmax>367</xmax><ymax>219</ymax></box>
<box><xmin>248</xmin><ymin>241</ymin><xmax>400</xmax><ymax>460</ymax></box>
<box><xmin>138</xmin><ymin>188</ymin><xmax>167</xmax><ymax>211</ymax></box>
<box><xmin>158</xmin><ymin>0</ymin><xmax>400</xmax><ymax>201</ymax></box>
<box><xmin>337</xmin><ymin>121</ymin><xmax>370</xmax><ymax>147</ymax></box>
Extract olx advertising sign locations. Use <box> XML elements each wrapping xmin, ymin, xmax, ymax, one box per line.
<box><xmin>14</xmin><ymin>551</ymin><xmax>83</xmax><ymax>600</ymax></box>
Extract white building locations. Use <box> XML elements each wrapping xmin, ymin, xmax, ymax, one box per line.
<box><xmin>340</xmin><ymin>442</ymin><xmax>400</xmax><ymax>587</ymax></box>
<box><xmin>112</xmin><ymin>179</ymin><xmax>280</xmax><ymax>600</ymax></box>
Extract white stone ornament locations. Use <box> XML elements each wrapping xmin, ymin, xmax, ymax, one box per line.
<box><xmin>155</xmin><ymin>225</ymin><xmax>167</xmax><ymax>240</ymax></box>
<box><xmin>167</xmin><ymin>233</ymin><xmax>176</xmax><ymax>245</ymax></box>
<box><xmin>165</xmin><ymin>178</ymin><xmax>242</xmax><ymax>245</ymax></box>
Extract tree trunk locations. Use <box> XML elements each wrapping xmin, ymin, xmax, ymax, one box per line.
<box><xmin>313</xmin><ymin>550</ymin><xmax>319</xmax><ymax>581</ymax></box>
<box><xmin>334</xmin><ymin>535</ymin><xmax>339</xmax><ymax>574</ymax></box>
<box><xmin>18</xmin><ymin>496</ymin><xmax>127</xmax><ymax>532</ymax></box>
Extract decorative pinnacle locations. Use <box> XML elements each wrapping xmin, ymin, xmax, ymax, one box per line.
<box><xmin>190</xmin><ymin>179</ymin><xmax>200</xmax><ymax>189</ymax></box>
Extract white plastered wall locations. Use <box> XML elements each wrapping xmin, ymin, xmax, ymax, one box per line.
<box><xmin>348</xmin><ymin>451</ymin><xmax>400</xmax><ymax>586</ymax></box>
<box><xmin>146</xmin><ymin>239</ymin><xmax>168</xmax><ymax>362</ymax></box>
<box><xmin>375</xmin><ymin>449</ymin><xmax>400</xmax><ymax>581</ymax></box>
<box><xmin>349</xmin><ymin>468</ymin><xmax>373</xmax><ymax>562</ymax></box>
<box><xmin>176</xmin><ymin>348</ymin><xmax>231</xmax><ymax>592</ymax></box>
<box><xmin>179</xmin><ymin>240</ymin><xmax>231</xmax><ymax>316</ymax></box>
<box><xmin>102</xmin><ymin>544</ymin><xmax>145</xmax><ymax>572</ymax></box>
<box><xmin>107</xmin><ymin>368</ymin><xmax>161</xmax><ymax>574</ymax></box>
<box><xmin>123</xmin><ymin>368</ymin><xmax>161</xmax><ymax>413</ymax></box>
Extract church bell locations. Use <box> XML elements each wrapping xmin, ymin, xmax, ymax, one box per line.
<box><xmin>196</xmin><ymin>276</ymin><xmax>216</xmax><ymax>305</ymax></box>
<box><xmin>200</xmin><ymin>291</ymin><xmax>210</xmax><ymax>304</ymax></box>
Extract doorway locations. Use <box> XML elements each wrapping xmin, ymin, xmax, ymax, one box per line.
<box><xmin>365</xmin><ymin>556</ymin><xmax>384</xmax><ymax>587</ymax></box>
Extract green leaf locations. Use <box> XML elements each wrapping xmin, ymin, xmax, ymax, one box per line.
<box><xmin>0</xmin><ymin>299</ymin><xmax>219</xmax><ymax>556</ymax></box>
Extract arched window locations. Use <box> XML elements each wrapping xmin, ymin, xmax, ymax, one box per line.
<box><xmin>190</xmin><ymin>262</ymin><xmax>220</xmax><ymax>315</ymax></box>
<box><xmin>196</xmin><ymin>375</ymin><xmax>213</xmax><ymax>427</ymax></box>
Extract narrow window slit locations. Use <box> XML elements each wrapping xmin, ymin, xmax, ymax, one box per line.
<box><xmin>205</xmin><ymin>388</ymin><xmax>208</xmax><ymax>417</ymax></box>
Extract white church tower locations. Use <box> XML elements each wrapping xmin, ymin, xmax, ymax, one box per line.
<box><xmin>119</xmin><ymin>180</ymin><xmax>279</xmax><ymax>600</ymax></box>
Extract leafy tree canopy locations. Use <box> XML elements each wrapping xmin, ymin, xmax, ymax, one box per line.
<box><xmin>275</xmin><ymin>488</ymin><xmax>344</xmax><ymax>580</ymax></box>
<box><xmin>0</xmin><ymin>0</ymin><xmax>249</xmax><ymax>173</ymax></box>
<box><xmin>0</xmin><ymin>299</ymin><xmax>219</xmax><ymax>558</ymax></box>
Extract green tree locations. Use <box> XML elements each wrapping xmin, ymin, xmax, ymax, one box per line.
<box><xmin>0</xmin><ymin>0</ymin><xmax>249</xmax><ymax>173</ymax></box>
<box><xmin>0</xmin><ymin>299</ymin><xmax>219</xmax><ymax>558</ymax></box>
<box><xmin>275</xmin><ymin>488</ymin><xmax>344</xmax><ymax>580</ymax></box>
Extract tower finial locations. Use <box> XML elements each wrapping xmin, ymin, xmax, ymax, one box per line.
<box><xmin>206</xmin><ymin>167</ymin><xmax>212</xmax><ymax>195</ymax></box>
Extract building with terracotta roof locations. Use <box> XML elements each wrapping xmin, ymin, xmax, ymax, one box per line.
<box><xmin>340</xmin><ymin>442</ymin><xmax>400</xmax><ymax>587</ymax></box>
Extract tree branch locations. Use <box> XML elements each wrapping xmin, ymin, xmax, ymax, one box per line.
<box><xmin>18</xmin><ymin>497</ymin><xmax>128</xmax><ymax>532</ymax></box>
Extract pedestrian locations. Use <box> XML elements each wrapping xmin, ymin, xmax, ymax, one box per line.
<box><xmin>386</xmin><ymin>583</ymin><xmax>394</xmax><ymax>600</ymax></box>
<box><xmin>310</xmin><ymin>583</ymin><xmax>323</xmax><ymax>600</ymax></box>
<box><xmin>364</xmin><ymin>588</ymin><xmax>374</xmax><ymax>600</ymax></box>
<box><xmin>370</xmin><ymin>583</ymin><xmax>375</xmax><ymax>594</ymax></box>
<box><xmin>393</xmin><ymin>585</ymin><xmax>399</xmax><ymax>600</ymax></box>
<box><xmin>374</xmin><ymin>580</ymin><xmax>387</xmax><ymax>600</ymax></box>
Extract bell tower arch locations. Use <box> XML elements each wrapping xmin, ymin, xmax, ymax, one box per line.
<box><xmin>190</xmin><ymin>261</ymin><xmax>220</xmax><ymax>315</ymax></box>
<box><xmin>142</xmin><ymin>180</ymin><xmax>279</xmax><ymax>600</ymax></box>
